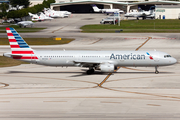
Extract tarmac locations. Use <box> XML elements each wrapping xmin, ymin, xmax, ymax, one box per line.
<box><xmin>0</xmin><ymin>14</ymin><xmax>180</xmax><ymax>120</ymax></box>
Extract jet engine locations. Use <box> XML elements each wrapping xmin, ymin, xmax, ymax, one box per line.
<box><xmin>99</xmin><ymin>63</ymin><xmax>115</xmax><ymax>72</ymax></box>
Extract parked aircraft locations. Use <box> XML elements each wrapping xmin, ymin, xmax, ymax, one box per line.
<box><xmin>44</xmin><ymin>8</ymin><xmax>65</xmax><ymax>18</ymax></box>
<box><xmin>4</xmin><ymin>28</ymin><xmax>177</xmax><ymax>74</ymax></box>
<box><xmin>125</xmin><ymin>7</ymin><xmax>155</xmax><ymax>20</ymax></box>
<box><xmin>43</xmin><ymin>8</ymin><xmax>72</xmax><ymax>18</ymax></box>
<box><xmin>56</xmin><ymin>11</ymin><xmax>72</xmax><ymax>17</ymax></box>
<box><xmin>6</xmin><ymin>5</ymin><xmax>24</xmax><ymax>12</ymax></box>
<box><xmin>17</xmin><ymin>21</ymin><xmax>34</xmax><ymax>28</ymax></box>
<box><xmin>28</xmin><ymin>12</ymin><xmax>44</xmax><ymax>21</ymax></box>
<box><xmin>92</xmin><ymin>5</ymin><xmax>124</xmax><ymax>15</ymax></box>
<box><xmin>38</xmin><ymin>12</ymin><xmax>54</xmax><ymax>20</ymax></box>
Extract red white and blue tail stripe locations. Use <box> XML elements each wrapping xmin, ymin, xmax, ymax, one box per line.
<box><xmin>6</xmin><ymin>27</ymin><xmax>38</xmax><ymax>60</ymax></box>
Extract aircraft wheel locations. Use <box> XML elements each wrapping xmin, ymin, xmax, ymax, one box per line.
<box><xmin>155</xmin><ymin>66</ymin><xmax>159</xmax><ymax>74</ymax></box>
<box><xmin>155</xmin><ymin>70</ymin><xmax>159</xmax><ymax>74</ymax></box>
<box><xmin>86</xmin><ymin>69</ymin><xmax>94</xmax><ymax>75</ymax></box>
<box><xmin>91</xmin><ymin>69</ymin><xmax>94</xmax><ymax>73</ymax></box>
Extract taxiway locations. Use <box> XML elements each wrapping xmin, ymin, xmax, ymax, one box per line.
<box><xmin>0</xmin><ymin>14</ymin><xmax>180</xmax><ymax>120</ymax></box>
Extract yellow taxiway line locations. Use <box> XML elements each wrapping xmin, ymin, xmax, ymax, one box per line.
<box><xmin>98</xmin><ymin>67</ymin><xmax>120</xmax><ymax>87</ymax></box>
<box><xmin>98</xmin><ymin>37</ymin><xmax>152</xmax><ymax>87</ymax></box>
<box><xmin>135</xmin><ymin>37</ymin><xmax>152</xmax><ymax>51</ymax></box>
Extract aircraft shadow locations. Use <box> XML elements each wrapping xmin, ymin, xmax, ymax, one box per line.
<box><xmin>6</xmin><ymin>70</ymin><xmax>109</xmax><ymax>77</ymax></box>
<box><xmin>115</xmin><ymin>72</ymin><xmax>174</xmax><ymax>74</ymax></box>
<box><xmin>70</xmin><ymin>72</ymin><xmax>107</xmax><ymax>77</ymax></box>
<box><xmin>6</xmin><ymin>71</ymin><xmax>174</xmax><ymax>77</ymax></box>
<box><xmin>6</xmin><ymin>71</ymin><xmax>84</xmax><ymax>74</ymax></box>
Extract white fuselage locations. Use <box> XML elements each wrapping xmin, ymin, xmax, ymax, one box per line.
<box><xmin>125</xmin><ymin>10</ymin><xmax>154</xmax><ymax>18</ymax></box>
<box><xmin>5</xmin><ymin>27</ymin><xmax>177</xmax><ymax>74</ymax></box>
<box><xmin>15</xmin><ymin>50</ymin><xmax>176</xmax><ymax>67</ymax></box>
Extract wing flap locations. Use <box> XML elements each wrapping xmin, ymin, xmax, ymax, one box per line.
<box><xmin>73</xmin><ymin>60</ymin><xmax>101</xmax><ymax>64</ymax></box>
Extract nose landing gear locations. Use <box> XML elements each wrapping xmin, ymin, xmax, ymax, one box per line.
<box><xmin>155</xmin><ymin>66</ymin><xmax>159</xmax><ymax>74</ymax></box>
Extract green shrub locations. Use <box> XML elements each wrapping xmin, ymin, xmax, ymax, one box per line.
<box><xmin>7</xmin><ymin>0</ymin><xmax>55</xmax><ymax>18</ymax></box>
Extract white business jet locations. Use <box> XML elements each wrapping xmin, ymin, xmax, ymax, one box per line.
<box><xmin>28</xmin><ymin>12</ymin><xmax>44</xmax><ymax>21</ymax></box>
<box><xmin>44</xmin><ymin>8</ymin><xmax>64</xmax><ymax>18</ymax></box>
<box><xmin>4</xmin><ymin>28</ymin><xmax>177</xmax><ymax>74</ymax></box>
<box><xmin>125</xmin><ymin>7</ymin><xmax>155</xmax><ymax>20</ymax></box>
<box><xmin>17</xmin><ymin>21</ymin><xmax>34</xmax><ymax>28</ymax></box>
<box><xmin>92</xmin><ymin>5</ymin><xmax>124</xmax><ymax>15</ymax></box>
<box><xmin>38</xmin><ymin>12</ymin><xmax>54</xmax><ymax>20</ymax></box>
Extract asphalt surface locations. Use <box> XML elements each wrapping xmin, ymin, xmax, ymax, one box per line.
<box><xmin>0</xmin><ymin>14</ymin><xmax>180</xmax><ymax>120</ymax></box>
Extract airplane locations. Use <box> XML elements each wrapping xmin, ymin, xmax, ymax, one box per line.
<box><xmin>56</xmin><ymin>11</ymin><xmax>72</xmax><ymax>18</ymax></box>
<box><xmin>28</xmin><ymin>12</ymin><xmax>44</xmax><ymax>22</ymax></box>
<box><xmin>43</xmin><ymin>8</ymin><xmax>72</xmax><ymax>18</ymax></box>
<box><xmin>17</xmin><ymin>21</ymin><xmax>34</xmax><ymax>28</ymax></box>
<box><xmin>92</xmin><ymin>5</ymin><xmax>124</xmax><ymax>15</ymax></box>
<box><xmin>3</xmin><ymin>27</ymin><xmax>177</xmax><ymax>74</ymax></box>
<box><xmin>43</xmin><ymin>8</ymin><xmax>65</xmax><ymax>18</ymax></box>
<box><xmin>38</xmin><ymin>12</ymin><xmax>54</xmax><ymax>20</ymax></box>
<box><xmin>6</xmin><ymin>5</ymin><xmax>24</xmax><ymax>12</ymax></box>
<box><xmin>124</xmin><ymin>7</ymin><xmax>155</xmax><ymax>20</ymax></box>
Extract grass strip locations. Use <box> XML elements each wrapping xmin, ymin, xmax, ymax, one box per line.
<box><xmin>0</xmin><ymin>25</ymin><xmax>46</xmax><ymax>33</ymax></box>
<box><xmin>81</xmin><ymin>29</ymin><xmax>180</xmax><ymax>33</ymax></box>
<box><xmin>80</xmin><ymin>19</ymin><xmax>180</xmax><ymax>33</ymax></box>
<box><xmin>0</xmin><ymin>56</ymin><xmax>29</xmax><ymax>67</ymax></box>
<box><xmin>0</xmin><ymin>38</ymin><xmax>74</xmax><ymax>45</ymax></box>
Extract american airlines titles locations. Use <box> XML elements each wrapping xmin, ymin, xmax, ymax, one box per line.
<box><xmin>110</xmin><ymin>53</ymin><xmax>145</xmax><ymax>60</ymax></box>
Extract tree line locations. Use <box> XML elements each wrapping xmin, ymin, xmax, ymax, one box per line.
<box><xmin>0</xmin><ymin>0</ymin><xmax>55</xmax><ymax>19</ymax></box>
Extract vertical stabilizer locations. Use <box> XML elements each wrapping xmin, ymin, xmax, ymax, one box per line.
<box><xmin>6</xmin><ymin>27</ymin><xmax>38</xmax><ymax>60</ymax></box>
<box><xmin>91</xmin><ymin>5</ymin><xmax>101</xmax><ymax>12</ymax></box>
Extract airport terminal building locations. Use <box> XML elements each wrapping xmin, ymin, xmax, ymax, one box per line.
<box><xmin>1</xmin><ymin>0</ymin><xmax>180</xmax><ymax>19</ymax></box>
<box><xmin>49</xmin><ymin>0</ymin><xmax>180</xmax><ymax>19</ymax></box>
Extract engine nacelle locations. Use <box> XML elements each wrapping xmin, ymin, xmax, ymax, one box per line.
<box><xmin>99</xmin><ymin>63</ymin><xmax>115</xmax><ymax>73</ymax></box>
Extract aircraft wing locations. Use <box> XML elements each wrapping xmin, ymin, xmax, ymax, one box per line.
<box><xmin>21</xmin><ymin>24</ymin><xmax>28</xmax><ymax>26</ymax></box>
<box><xmin>73</xmin><ymin>60</ymin><xmax>101</xmax><ymax>64</ymax></box>
<box><xmin>73</xmin><ymin>60</ymin><xmax>114</xmax><ymax>67</ymax></box>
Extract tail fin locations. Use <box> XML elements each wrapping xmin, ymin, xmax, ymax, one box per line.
<box><xmin>91</xmin><ymin>5</ymin><xmax>101</xmax><ymax>12</ymax></box>
<box><xmin>6</xmin><ymin>27</ymin><xmax>38</xmax><ymax>60</ymax></box>
<box><xmin>28</xmin><ymin>12</ymin><xmax>33</xmax><ymax>16</ymax></box>
<box><xmin>150</xmin><ymin>10</ymin><xmax>154</xmax><ymax>15</ymax></box>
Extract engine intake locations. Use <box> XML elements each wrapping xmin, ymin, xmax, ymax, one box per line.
<box><xmin>99</xmin><ymin>63</ymin><xmax>115</xmax><ymax>72</ymax></box>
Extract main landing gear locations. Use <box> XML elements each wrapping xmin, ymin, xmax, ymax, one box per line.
<box><xmin>155</xmin><ymin>66</ymin><xmax>159</xmax><ymax>74</ymax></box>
<box><xmin>86</xmin><ymin>68</ymin><xmax>94</xmax><ymax>75</ymax></box>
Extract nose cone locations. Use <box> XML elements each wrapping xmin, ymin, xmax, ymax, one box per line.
<box><xmin>171</xmin><ymin>58</ymin><xmax>177</xmax><ymax>64</ymax></box>
<box><xmin>169</xmin><ymin>57</ymin><xmax>177</xmax><ymax>65</ymax></box>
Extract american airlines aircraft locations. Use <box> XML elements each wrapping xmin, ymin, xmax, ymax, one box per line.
<box><xmin>3</xmin><ymin>28</ymin><xmax>177</xmax><ymax>74</ymax></box>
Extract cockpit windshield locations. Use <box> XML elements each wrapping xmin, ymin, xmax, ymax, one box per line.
<box><xmin>164</xmin><ymin>55</ymin><xmax>171</xmax><ymax>58</ymax></box>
